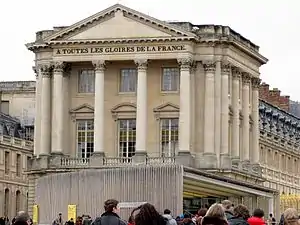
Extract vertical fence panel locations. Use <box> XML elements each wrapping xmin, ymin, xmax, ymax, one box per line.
<box><xmin>35</xmin><ymin>165</ymin><xmax>184</xmax><ymax>224</ymax></box>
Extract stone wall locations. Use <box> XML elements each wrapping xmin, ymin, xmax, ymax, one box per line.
<box><xmin>259</xmin><ymin>82</ymin><xmax>290</xmax><ymax>112</ymax></box>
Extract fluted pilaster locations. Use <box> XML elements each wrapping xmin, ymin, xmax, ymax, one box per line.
<box><xmin>92</xmin><ymin>60</ymin><xmax>106</xmax><ymax>155</ymax></box>
<box><xmin>52</xmin><ymin>61</ymin><xmax>67</xmax><ymax>154</ymax></box>
<box><xmin>251</xmin><ymin>77</ymin><xmax>261</xmax><ymax>164</ymax></box>
<box><xmin>40</xmin><ymin>63</ymin><xmax>53</xmax><ymax>155</ymax></box>
<box><xmin>242</xmin><ymin>72</ymin><xmax>251</xmax><ymax>161</ymax></box>
<box><xmin>220</xmin><ymin>62</ymin><xmax>231</xmax><ymax>168</ymax></box>
<box><xmin>178</xmin><ymin>58</ymin><xmax>192</xmax><ymax>153</ymax></box>
<box><xmin>231</xmin><ymin>67</ymin><xmax>241</xmax><ymax>160</ymax></box>
<box><xmin>135</xmin><ymin>59</ymin><xmax>148</xmax><ymax>153</ymax></box>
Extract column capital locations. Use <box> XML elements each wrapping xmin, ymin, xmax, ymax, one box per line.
<box><xmin>203</xmin><ymin>61</ymin><xmax>216</xmax><ymax>72</ymax></box>
<box><xmin>40</xmin><ymin>64</ymin><xmax>53</xmax><ymax>78</ymax></box>
<box><xmin>232</xmin><ymin>67</ymin><xmax>241</xmax><ymax>79</ymax></box>
<box><xmin>92</xmin><ymin>60</ymin><xmax>106</xmax><ymax>72</ymax></box>
<box><xmin>242</xmin><ymin>72</ymin><xmax>251</xmax><ymax>84</ymax></box>
<box><xmin>251</xmin><ymin>77</ymin><xmax>261</xmax><ymax>89</ymax></box>
<box><xmin>177</xmin><ymin>58</ymin><xmax>193</xmax><ymax>70</ymax></box>
<box><xmin>221</xmin><ymin>62</ymin><xmax>231</xmax><ymax>75</ymax></box>
<box><xmin>53</xmin><ymin>61</ymin><xmax>67</xmax><ymax>73</ymax></box>
<box><xmin>134</xmin><ymin>59</ymin><xmax>148</xmax><ymax>71</ymax></box>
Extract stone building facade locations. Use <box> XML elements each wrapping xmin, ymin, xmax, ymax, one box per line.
<box><xmin>26</xmin><ymin>4</ymin><xmax>279</xmax><ymax>222</ymax></box>
<box><xmin>0</xmin><ymin>112</ymin><xmax>33</xmax><ymax>218</ymax></box>
<box><xmin>0</xmin><ymin>81</ymin><xmax>36</xmax><ymax>141</ymax></box>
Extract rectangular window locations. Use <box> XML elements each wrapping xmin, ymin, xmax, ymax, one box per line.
<box><xmin>78</xmin><ymin>70</ymin><xmax>95</xmax><ymax>93</ymax></box>
<box><xmin>4</xmin><ymin>152</ymin><xmax>9</xmax><ymax>175</ymax></box>
<box><xmin>118</xmin><ymin>119</ymin><xmax>136</xmax><ymax>161</ymax></box>
<box><xmin>119</xmin><ymin>69</ymin><xmax>137</xmax><ymax>93</ymax></box>
<box><xmin>16</xmin><ymin>154</ymin><xmax>21</xmax><ymax>177</ymax></box>
<box><xmin>160</xmin><ymin>118</ymin><xmax>179</xmax><ymax>157</ymax></box>
<box><xmin>77</xmin><ymin>120</ymin><xmax>94</xmax><ymax>158</ymax></box>
<box><xmin>1</xmin><ymin>101</ymin><xmax>9</xmax><ymax>114</ymax></box>
<box><xmin>161</xmin><ymin>68</ymin><xmax>180</xmax><ymax>92</ymax></box>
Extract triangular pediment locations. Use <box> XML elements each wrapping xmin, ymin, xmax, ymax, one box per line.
<box><xmin>153</xmin><ymin>102</ymin><xmax>179</xmax><ymax>113</ymax></box>
<box><xmin>70</xmin><ymin>104</ymin><xmax>94</xmax><ymax>114</ymax></box>
<box><xmin>45</xmin><ymin>4</ymin><xmax>196</xmax><ymax>42</ymax></box>
<box><xmin>111</xmin><ymin>102</ymin><xmax>136</xmax><ymax>113</ymax></box>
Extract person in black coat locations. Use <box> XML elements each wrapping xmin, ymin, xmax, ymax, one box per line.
<box><xmin>93</xmin><ymin>199</ymin><xmax>126</xmax><ymax>225</ymax></box>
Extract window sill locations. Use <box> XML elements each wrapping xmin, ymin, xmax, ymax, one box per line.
<box><xmin>160</xmin><ymin>91</ymin><xmax>179</xmax><ymax>95</ymax></box>
<box><xmin>75</xmin><ymin>93</ymin><xmax>95</xmax><ymax>98</ymax></box>
<box><xmin>118</xmin><ymin>92</ymin><xmax>136</xmax><ymax>96</ymax></box>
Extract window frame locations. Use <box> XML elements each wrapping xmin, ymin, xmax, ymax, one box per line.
<box><xmin>4</xmin><ymin>151</ymin><xmax>10</xmax><ymax>175</ymax></box>
<box><xmin>161</xmin><ymin>67</ymin><xmax>180</xmax><ymax>93</ymax></box>
<box><xmin>119</xmin><ymin>68</ymin><xmax>137</xmax><ymax>94</ymax></box>
<box><xmin>160</xmin><ymin>118</ymin><xmax>179</xmax><ymax>157</ymax></box>
<box><xmin>76</xmin><ymin>119</ymin><xmax>94</xmax><ymax>158</ymax></box>
<box><xmin>16</xmin><ymin>153</ymin><xmax>21</xmax><ymax>177</ymax></box>
<box><xmin>78</xmin><ymin>69</ymin><xmax>95</xmax><ymax>94</ymax></box>
<box><xmin>118</xmin><ymin>119</ymin><xmax>136</xmax><ymax>160</ymax></box>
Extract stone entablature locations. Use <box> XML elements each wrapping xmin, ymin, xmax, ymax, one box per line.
<box><xmin>0</xmin><ymin>81</ymin><xmax>36</xmax><ymax>93</ymax></box>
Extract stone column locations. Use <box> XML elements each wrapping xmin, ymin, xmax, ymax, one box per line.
<box><xmin>242</xmin><ymin>72</ymin><xmax>251</xmax><ymax>161</ymax></box>
<box><xmin>220</xmin><ymin>62</ymin><xmax>231</xmax><ymax>168</ymax></box>
<box><xmin>252</xmin><ymin>77</ymin><xmax>261</xmax><ymax>164</ymax></box>
<box><xmin>203</xmin><ymin>61</ymin><xmax>217</xmax><ymax>167</ymax></box>
<box><xmin>52</xmin><ymin>62</ymin><xmax>66</xmax><ymax>154</ymax></box>
<box><xmin>214</xmin><ymin>61</ymin><xmax>221</xmax><ymax>165</ymax></box>
<box><xmin>231</xmin><ymin>68</ymin><xmax>241</xmax><ymax>161</ymax></box>
<box><xmin>135</xmin><ymin>59</ymin><xmax>148</xmax><ymax>155</ymax></box>
<box><xmin>177</xmin><ymin>58</ymin><xmax>192</xmax><ymax>154</ymax></box>
<box><xmin>92</xmin><ymin>60</ymin><xmax>106</xmax><ymax>156</ymax></box>
<box><xmin>32</xmin><ymin>66</ymin><xmax>41</xmax><ymax>156</ymax></box>
<box><xmin>40</xmin><ymin>64</ymin><xmax>53</xmax><ymax>156</ymax></box>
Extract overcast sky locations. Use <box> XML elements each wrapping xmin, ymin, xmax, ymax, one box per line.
<box><xmin>1</xmin><ymin>0</ymin><xmax>298</xmax><ymax>100</ymax></box>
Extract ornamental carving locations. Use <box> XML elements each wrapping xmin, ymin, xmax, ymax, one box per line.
<box><xmin>232</xmin><ymin>67</ymin><xmax>241</xmax><ymax>79</ymax></box>
<box><xmin>177</xmin><ymin>58</ymin><xmax>193</xmax><ymax>70</ymax></box>
<box><xmin>32</xmin><ymin>66</ymin><xmax>38</xmax><ymax>78</ymax></box>
<box><xmin>92</xmin><ymin>60</ymin><xmax>106</xmax><ymax>72</ymax></box>
<box><xmin>251</xmin><ymin>77</ymin><xmax>261</xmax><ymax>89</ymax></box>
<box><xmin>242</xmin><ymin>72</ymin><xmax>251</xmax><ymax>84</ymax></box>
<box><xmin>259</xmin><ymin>100</ymin><xmax>300</xmax><ymax>147</ymax></box>
<box><xmin>134</xmin><ymin>59</ymin><xmax>148</xmax><ymax>71</ymax></box>
<box><xmin>221</xmin><ymin>63</ymin><xmax>231</xmax><ymax>75</ymax></box>
<box><xmin>40</xmin><ymin>64</ymin><xmax>53</xmax><ymax>78</ymax></box>
<box><xmin>53</xmin><ymin>61</ymin><xmax>66</xmax><ymax>73</ymax></box>
<box><xmin>203</xmin><ymin>61</ymin><xmax>216</xmax><ymax>72</ymax></box>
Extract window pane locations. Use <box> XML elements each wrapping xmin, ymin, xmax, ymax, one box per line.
<box><xmin>118</xmin><ymin>119</ymin><xmax>136</xmax><ymax>161</ymax></box>
<box><xmin>76</xmin><ymin>120</ymin><xmax>94</xmax><ymax>158</ymax></box>
<box><xmin>120</xmin><ymin>69</ymin><xmax>137</xmax><ymax>92</ymax></box>
<box><xmin>160</xmin><ymin>118</ymin><xmax>179</xmax><ymax>156</ymax></box>
<box><xmin>161</xmin><ymin>68</ymin><xmax>179</xmax><ymax>91</ymax></box>
<box><xmin>78</xmin><ymin>70</ymin><xmax>95</xmax><ymax>93</ymax></box>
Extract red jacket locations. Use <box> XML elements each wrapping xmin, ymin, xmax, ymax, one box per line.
<box><xmin>248</xmin><ymin>217</ymin><xmax>265</xmax><ymax>225</ymax></box>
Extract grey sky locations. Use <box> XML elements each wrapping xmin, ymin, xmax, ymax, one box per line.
<box><xmin>1</xmin><ymin>0</ymin><xmax>298</xmax><ymax>99</ymax></box>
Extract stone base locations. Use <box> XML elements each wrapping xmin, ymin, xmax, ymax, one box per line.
<box><xmin>132</xmin><ymin>151</ymin><xmax>147</xmax><ymax>164</ymax></box>
<box><xmin>220</xmin><ymin>154</ymin><xmax>232</xmax><ymax>169</ymax></box>
<box><xmin>175</xmin><ymin>151</ymin><xmax>194</xmax><ymax>167</ymax></box>
<box><xmin>195</xmin><ymin>153</ymin><xmax>217</xmax><ymax>169</ymax></box>
<box><xmin>90</xmin><ymin>152</ymin><xmax>105</xmax><ymax>166</ymax></box>
<box><xmin>36</xmin><ymin>154</ymin><xmax>50</xmax><ymax>169</ymax></box>
<box><xmin>51</xmin><ymin>151</ymin><xmax>64</xmax><ymax>155</ymax></box>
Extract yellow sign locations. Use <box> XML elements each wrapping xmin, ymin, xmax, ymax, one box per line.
<box><xmin>32</xmin><ymin>205</ymin><xmax>39</xmax><ymax>224</ymax></box>
<box><xmin>68</xmin><ymin>205</ymin><xmax>77</xmax><ymax>221</ymax></box>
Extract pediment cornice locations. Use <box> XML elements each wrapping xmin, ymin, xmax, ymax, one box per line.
<box><xmin>69</xmin><ymin>103</ymin><xmax>94</xmax><ymax>114</ymax></box>
<box><xmin>44</xmin><ymin>4</ymin><xmax>197</xmax><ymax>43</ymax></box>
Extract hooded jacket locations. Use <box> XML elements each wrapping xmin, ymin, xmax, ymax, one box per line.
<box><xmin>201</xmin><ymin>216</ymin><xmax>228</xmax><ymax>225</ymax></box>
<box><xmin>162</xmin><ymin>215</ymin><xmax>177</xmax><ymax>225</ymax></box>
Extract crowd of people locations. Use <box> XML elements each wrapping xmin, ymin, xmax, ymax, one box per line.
<box><xmin>54</xmin><ymin>199</ymin><xmax>298</xmax><ymax>225</ymax></box>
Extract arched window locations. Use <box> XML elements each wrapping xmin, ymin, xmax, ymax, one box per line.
<box><xmin>4</xmin><ymin>188</ymin><xmax>9</xmax><ymax>217</ymax></box>
<box><xmin>16</xmin><ymin>190</ymin><xmax>21</xmax><ymax>213</ymax></box>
